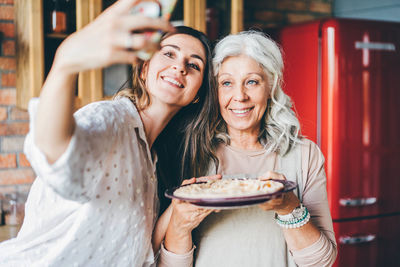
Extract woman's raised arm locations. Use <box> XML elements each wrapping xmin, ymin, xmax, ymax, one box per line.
<box><xmin>34</xmin><ymin>0</ymin><xmax>172</xmax><ymax>163</ymax></box>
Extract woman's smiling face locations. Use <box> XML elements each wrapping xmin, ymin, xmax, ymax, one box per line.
<box><xmin>218</xmin><ymin>54</ymin><xmax>270</xmax><ymax>136</ymax></box>
<box><xmin>143</xmin><ymin>33</ymin><xmax>206</xmax><ymax>107</ymax></box>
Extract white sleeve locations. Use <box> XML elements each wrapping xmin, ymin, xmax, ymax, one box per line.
<box><xmin>24</xmin><ymin>98</ymin><xmax>124</xmax><ymax>203</ymax></box>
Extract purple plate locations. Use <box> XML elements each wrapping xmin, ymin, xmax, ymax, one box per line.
<box><xmin>164</xmin><ymin>179</ymin><xmax>297</xmax><ymax>209</ymax></box>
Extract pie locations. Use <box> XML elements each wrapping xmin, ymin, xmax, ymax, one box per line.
<box><xmin>173</xmin><ymin>178</ymin><xmax>284</xmax><ymax>199</ymax></box>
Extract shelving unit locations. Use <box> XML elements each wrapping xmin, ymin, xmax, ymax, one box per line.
<box><xmin>16</xmin><ymin>0</ymin><xmax>102</xmax><ymax>110</ymax></box>
<box><xmin>15</xmin><ymin>0</ymin><xmax>44</xmax><ymax>110</ymax></box>
<box><xmin>15</xmin><ymin>0</ymin><xmax>243</xmax><ymax>110</ymax></box>
<box><xmin>45</xmin><ymin>33</ymin><xmax>69</xmax><ymax>39</ymax></box>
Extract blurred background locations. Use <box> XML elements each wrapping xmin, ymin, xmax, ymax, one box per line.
<box><xmin>0</xmin><ymin>0</ymin><xmax>399</xmax><ymax>266</ymax></box>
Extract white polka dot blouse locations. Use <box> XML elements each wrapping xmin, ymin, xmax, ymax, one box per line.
<box><xmin>0</xmin><ymin>97</ymin><xmax>159</xmax><ymax>267</ymax></box>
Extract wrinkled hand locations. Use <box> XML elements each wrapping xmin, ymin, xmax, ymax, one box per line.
<box><xmin>258</xmin><ymin>171</ymin><xmax>300</xmax><ymax>215</ymax></box>
<box><xmin>53</xmin><ymin>0</ymin><xmax>173</xmax><ymax>75</ymax></box>
<box><xmin>169</xmin><ymin>200</ymin><xmax>212</xmax><ymax>235</ymax></box>
<box><xmin>168</xmin><ymin>175</ymin><xmax>221</xmax><ymax>234</ymax></box>
<box><xmin>164</xmin><ymin>174</ymin><xmax>221</xmax><ymax>253</ymax></box>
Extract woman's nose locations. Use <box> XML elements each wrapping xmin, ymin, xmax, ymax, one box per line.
<box><xmin>232</xmin><ymin>86</ymin><xmax>248</xmax><ymax>102</ymax></box>
<box><xmin>172</xmin><ymin>60</ymin><xmax>187</xmax><ymax>75</ymax></box>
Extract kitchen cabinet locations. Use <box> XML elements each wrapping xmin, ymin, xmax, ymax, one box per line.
<box><xmin>15</xmin><ymin>0</ymin><xmax>243</xmax><ymax>110</ymax></box>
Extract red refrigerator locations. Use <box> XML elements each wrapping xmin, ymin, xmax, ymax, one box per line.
<box><xmin>279</xmin><ymin>18</ymin><xmax>400</xmax><ymax>267</ymax></box>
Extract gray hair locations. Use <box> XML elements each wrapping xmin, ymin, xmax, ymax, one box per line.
<box><xmin>213</xmin><ymin>30</ymin><xmax>301</xmax><ymax>155</ymax></box>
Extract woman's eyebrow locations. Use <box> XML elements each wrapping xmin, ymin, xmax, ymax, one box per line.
<box><xmin>161</xmin><ymin>44</ymin><xmax>205</xmax><ymax>64</ymax></box>
<box><xmin>219</xmin><ymin>72</ymin><xmax>264</xmax><ymax>78</ymax></box>
<box><xmin>247</xmin><ymin>72</ymin><xmax>265</xmax><ymax>78</ymax></box>
<box><xmin>161</xmin><ymin>44</ymin><xmax>180</xmax><ymax>50</ymax></box>
<box><xmin>218</xmin><ymin>73</ymin><xmax>232</xmax><ymax>78</ymax></box>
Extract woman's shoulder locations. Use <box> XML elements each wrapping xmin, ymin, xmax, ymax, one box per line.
<box><xmin>75</xmin><ymin>97</ymin><xmax>135</xmax><ymax>116</ymax></box>
<box><xmin>74</xmin><ymin>97</ymin><xmax>141</xmax><ymax>126</ymax></box>
<box><xmin>297</xmin><ymin>137</ymin><xmax>325</xmax><ymax>169</ymax></box>
<box><xmin>297</xmin><ymin>138</ymin><xmax>322</xmax><ymax>154</ymax></box>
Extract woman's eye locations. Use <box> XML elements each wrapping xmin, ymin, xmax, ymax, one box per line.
<box><xmin>221</xmin><ymin>81</ymin><xmax>231</xmax><ymax>87</ymax></box>
<box><xmin>247</xmin><ymin>79</ymin><xmax>259</xmax><ymax>85</ymax></box>
<box><xmin>188</xmin><ymin>63</ymin><xmax>200</xmax><ymax>71</ymax></box>
<box><xmin>164</xmin><ymin>51</ymin><xmax>173</xmax><ymax>57</ymax></box>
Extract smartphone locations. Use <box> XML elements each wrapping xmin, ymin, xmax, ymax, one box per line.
<box><xmin>130</xmin><ymin>1</ymin><xmax>162</xmax><ymax>18</ymax></box>
<box><xmin>131</xmin><ymin>0</ymin><xmax>178</xmax><ymax>60</ymax></box>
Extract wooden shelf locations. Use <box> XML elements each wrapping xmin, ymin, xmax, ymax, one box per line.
<box><xmin>15</xmin><ymin>0</ymin><xmax>44</xmax><ymax>110</ymax></box>
<box><xmin>15</xmin><ymin>0</ymin><xmax>103</xmax><ymax>110</ymax></box>
<box><xmin>45</xmin><ymin>32</ymin><xmax>69</xmax><ymax>39</ymax></box>
<box><xmin>184</xmin><ymin>0</ymin><xmax>244</xmax><ymax>37</ymax></box>
<box><xmin>15</xmin><ymin>0</ymin><xmax>243</xmax><ymax>110</ymax></box>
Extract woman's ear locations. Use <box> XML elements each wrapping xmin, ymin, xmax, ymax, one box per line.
<box><xmin>141</xmin><ymin>61</ymin><xmax>149</xmax><ymax>82</ymax></box>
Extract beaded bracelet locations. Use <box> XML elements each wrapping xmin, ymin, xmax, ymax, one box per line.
<box><xmin>274</xmin><ymin>204</ymin><xmax>311</xmax><ymax>229</ymax></box>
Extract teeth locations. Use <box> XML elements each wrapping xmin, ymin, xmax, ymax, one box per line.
<box><xmin>163</xmin><ymin>77</ymin><xmax>183</xmax><ymax>88</ymax></box>
<box><xmin>232</xmin><ymin>108</ymin><xmax>251</xmax><ymax>114</ymax></box>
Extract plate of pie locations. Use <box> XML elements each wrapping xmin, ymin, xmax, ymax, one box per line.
<box><xmin>164</xmin><ymin>178</ymin><xmax>297</xmax><ymax>209</ymax></box>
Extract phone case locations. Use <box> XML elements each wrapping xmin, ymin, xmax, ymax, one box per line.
<box><xmin>131</xmin><ymin>0</ymin><xmax>178</xmax><ymax>60</ymax></box>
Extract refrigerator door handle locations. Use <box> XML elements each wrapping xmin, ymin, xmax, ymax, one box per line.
<box><xmin>339</xmin><ymin>234</ymin><xmax>376</xmax><ymax>245</ymax></box>
<box><xmin>339</xmin><ymin>197</ymin><xmax>377</xmax><ymax>206</ymax></box>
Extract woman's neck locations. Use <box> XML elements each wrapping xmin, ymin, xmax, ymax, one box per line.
<box><xmin>229</xmin><ymin>128</ymin><xmax>263</xmax><ymax>150</ymax></box>
<box><xmin>139</xmin><ymin>101</ymin><xmax>179</xmax><ymax>148</ymax></box>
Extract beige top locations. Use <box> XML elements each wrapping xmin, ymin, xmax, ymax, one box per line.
<box><xmin>159</xmin><ymin>139</ymin><xmax>337</xmax><ymax>267</ymax></box>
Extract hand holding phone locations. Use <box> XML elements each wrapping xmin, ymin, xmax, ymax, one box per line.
<box><xmin>130</xmin><ymin>0</ymin><xmax>178</xmax><ymax>60</ymax></box>
<box><xmin>130</xmin><ymin>1</ymin><xmax>161</xmax><ymax>18</ymax></box>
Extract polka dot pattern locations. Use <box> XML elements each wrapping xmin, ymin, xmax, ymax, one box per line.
<box><xmin>0</xmin><ymin>98</ymin><xmax>159</xmax><ymax>266</ymax></box>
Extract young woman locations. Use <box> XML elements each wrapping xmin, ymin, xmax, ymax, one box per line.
<box><xmin>157</xmin><ymin>31</ymin><xmax>337</xmax><ymax>267</ymax></box>
<box><xmin>0</xmin><ymin>1</ymin><xmax>215</xmax><ymax>266</ymax></box>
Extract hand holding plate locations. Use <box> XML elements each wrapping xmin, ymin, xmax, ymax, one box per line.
<box><xmin>167</xmin><ymin>175</ymin><xmax>222</xmax><ymax>234</ymax></box>
<box><xmin>257</xmin><ymin>171</ymin><xmax>300</xmax><ymax>213</ymax></box>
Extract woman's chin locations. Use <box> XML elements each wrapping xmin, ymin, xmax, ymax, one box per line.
<box><xmin>154</xmin><ymin>95</ymin><xmax>190</xmax><ymax>108</ymax></box>
<box><xmin>228</xmin><ymin>124</ymin><xmax>259</xmax><ymax>134</ymax></box>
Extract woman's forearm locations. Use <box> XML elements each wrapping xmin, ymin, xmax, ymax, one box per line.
<box><xmin>155</xmin><ymin>204</ymin><xmax>195</xmax><ymax>267</ymax></box>
<box><xmin>161</xmin><ymin>182</ymin><xmax>218</xmax><ymax>256</ymax></box>
<box><xmin>282</xmin><ymin>221</ymin><xmax>321</xmax><ymax>251</ymax></box>
<box><xmin>164</xmin><ymin>224</ymin><xmax>193</xmax><ymax>254</ymax></box>
<box><xmin>274</xmin><ymin>193</ymin><xmax>321</xmax><ymax>251</ymax></box>
<box><xmin>153</xmin><ymin>205</ymin><xmax>173</xmax><ymax>252</ymax></box>
<box><xmin>34</xmin><ymin>61</ymin><xmax>77</xmax><ymax>164</ymax></box>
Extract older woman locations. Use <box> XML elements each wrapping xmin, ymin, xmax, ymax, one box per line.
<box><xmin>157</xmin><ymin>31</ymin><xmax>337</xmax><ymax>267</ymax></box>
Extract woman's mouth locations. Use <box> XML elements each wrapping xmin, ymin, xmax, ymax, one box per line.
<box><xmin>230</xmin><ymin>107</ymin><xmax>253</xmax><ymax>116</ymax></box>
<box><xmin>162</xmin><ymin>76</ymin><xmax>184</xmax><ymax>88</ymax></box>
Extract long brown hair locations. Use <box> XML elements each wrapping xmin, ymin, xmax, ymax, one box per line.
<box><xmin>114</xmin><ymin>26</ymin><xmax>219</xmax><ymax>189</ymax></box>
<box><xmin>156</xmin><ymin>27</ymin><xmax>219</xmax><ymax>181</ymax></box>
<box><xmin>113</xmin><ymin>51</ymin><xmax>149</xmax><ymax>110</ymax></box>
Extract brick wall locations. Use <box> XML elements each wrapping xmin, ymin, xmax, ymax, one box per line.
<box><xmin>0</xmin><ymin>0</ymin><xmax>34</xmax><ymax>197</ymax></box>
<box><xmin>245</xmin><ymin>0</ymin><xmax>332</xmax><ymax>33</ymax></box>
